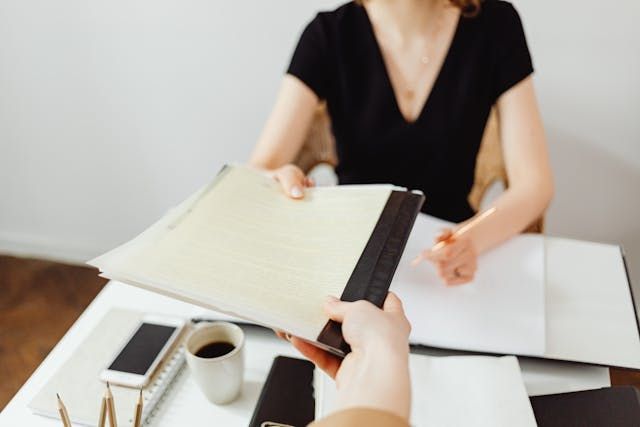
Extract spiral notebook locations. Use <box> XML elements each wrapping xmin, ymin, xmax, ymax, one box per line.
<box><xmin>29</xmin><ymin>309</ymin><xmax>187</xmax><ymax>426</ymax></box>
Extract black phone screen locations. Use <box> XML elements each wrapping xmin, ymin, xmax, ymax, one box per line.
<box><xmin>108</xmin><ymin>323</ymin><xmax>177</xmax><ymax>375</ymax></box>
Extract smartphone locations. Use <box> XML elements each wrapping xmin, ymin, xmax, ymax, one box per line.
<box><xmin>100</xmin><ymin>314</ymin><xmax>185</xmax><ymax>388</ymax></box>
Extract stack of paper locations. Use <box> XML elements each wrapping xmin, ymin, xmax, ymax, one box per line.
<box><xmin>89</xmin><ymin>165</ymin><xmax>423</xmax><ymax>355</ymax></box>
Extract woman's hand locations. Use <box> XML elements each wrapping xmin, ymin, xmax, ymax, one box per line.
<box><xmin>425</xmin><ymin>229</ymin><xmax>477</xmax><ymax>285</ymax></box>
<box><xmin>267</xmin><ymin>164</ymin><xmax>314</xmax><ymax>199</ymax></box>
<box><xmin>290</xmin><ymin>293</ymin><xmax>411</xmax><ymax>420</ymax></box>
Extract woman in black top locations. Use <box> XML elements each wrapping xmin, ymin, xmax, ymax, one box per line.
<box><xmin>250</xmin><ymin>0</ymin><xmax>553</xmax><ymax>285</ymax></box>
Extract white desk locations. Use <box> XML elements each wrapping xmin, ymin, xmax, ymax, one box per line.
<box><xmin>0</xmin><ymin>281</ymin><xmax>611</xmax><ymax>426</ymax></box>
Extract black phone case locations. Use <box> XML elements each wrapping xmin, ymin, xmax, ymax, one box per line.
<box><xmin>248</xmin><ymin>356</ymin><xmax>316</xmax><ymax>427</ymax></box>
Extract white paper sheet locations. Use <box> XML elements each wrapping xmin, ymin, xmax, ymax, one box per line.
<box><xmin>89</xmin><ymin>165</ymin><xmax>394</xmax><ymax>342</ymax></box>
<box><xmin>316</xmin><ymin>354</ymin><xmax>537</xmax><ymax>427</ymax></box>
<box><xmin>409</xmin><ymin>345</ymin><xmax>611</xmax><ymax>397</ymax></box>
<box><xmin>392</xmin><ymin>214</ymin><xmax>546</xmax><ymax>356</ymax></box>
<box><xmin>518</xmin><ymin>357</ymin><xmax>611</xmax><ymax>396</ymax></box>
<box><xmin>544</xmin><ymin>237</ymin><xmax>640</xmax><ymax>369</ymax></box>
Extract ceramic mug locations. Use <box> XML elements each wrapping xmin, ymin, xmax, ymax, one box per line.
<box><xmin>185</xmin><ymin>321</ymin><xmax>245</xmax><ymax>404</ymax></box>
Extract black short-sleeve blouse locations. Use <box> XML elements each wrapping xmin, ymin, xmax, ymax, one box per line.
<box><xmin>287</xmin><ymin>0</ymin><xmax>533</xmax><ymax>222</ymax></box>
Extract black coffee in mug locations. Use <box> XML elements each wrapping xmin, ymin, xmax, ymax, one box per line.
<box><xmin>195</xmin><ymin>341</ymin><xmax>235</xmax><ymax>358</ymax></box>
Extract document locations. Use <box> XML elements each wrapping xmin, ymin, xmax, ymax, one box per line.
<box><xmin>90</xmin><ymin>165</ymin><xmax>423</xmax><ymax>354</ymax></box>
<box><xmin>392</xmin><ymin>213</ymin><xmax>546</xmax><ymax>356</ymax></box>
<box><xmin>544</xmin><ymin>238</ymin><xmax>640</xmax><ymax>368</ymax></box>
<box><xmin>315</xmin><ymin>354</ymin><xmax>537</xmax><ymax>427</ymax></box>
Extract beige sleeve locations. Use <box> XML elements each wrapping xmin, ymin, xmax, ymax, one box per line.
<box><xmin>309</xmin><ymin>408</ymin><xmax>409</xmax><ymax>427</ymax></box>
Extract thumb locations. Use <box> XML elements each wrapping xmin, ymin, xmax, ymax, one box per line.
<box><xmin>435</xmin><ymin>228</ymin><xmax>453</xmax><ymax>243</ymax></box>
<box><xmin>274</xmin><ymin>166</ymin><xmax>306</xmax><ymax>199</ymax></box>
<box><xmin>323</xmin><ymin>296</ymin><xmax>349</xmax><ymax>323</ymax></box>
<box><xmin>430</xmin><ymin>228</ymin><xmax>454</xmax><ymax>260</ymax></box>
<box><xmin>382</xmin><ymin>292</ymin><xmax>404</xmax><ymax>314</ymax></box>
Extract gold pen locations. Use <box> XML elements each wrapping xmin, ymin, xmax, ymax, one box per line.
<box><xmin>133</xmin><ymin>389</ymin><xmax>143</xmax><ymax>427</ymax></box>
<box><xmin>56</xmin><ymin>393</ymin><xmax>72</xmax><ymax>427</ymax></box>
<box><xmin>98</xmin><ymin>386</ymin><xmax>108</xmax><ymax>427</ymax></box>
<box><xmin>105</xmin><ymin>382</ymin><xmax>118</xmax><ymax>427</ymax></box>
<box><xmin>411</xmin><ymin>206</ymin><xmax>498</xmax><ymax>266</ymax></box>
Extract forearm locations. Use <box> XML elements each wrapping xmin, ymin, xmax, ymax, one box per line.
<box><xmin>465</xmin><ymin>179</ymin><xmax>553</xmax><ymax>254</ymax></box>
<box><xmin>335</xmin><ymin>348</ymin><xmax>411</xmax><ymax>420</ymax></box>
<box><xmin>310</xmin><ymin>408</ymin><xmax>409</xmax><ymax>427</ymax></box>
<box><xmin>249</xmin><ymin>75</ymin><xmax>319</xmax><ymax>170</ymax></box>
<box><xmin>466</xmin><ymin>76</ymin><xmax>553</xmax><ymax>254</ymax></box>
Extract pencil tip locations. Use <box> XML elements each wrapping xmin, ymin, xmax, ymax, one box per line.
<box><xmin>106</xmin><ymin>382</ymin><xmax>111</xmax><ymax>389</ymax></box>
<box><xmin>56</xmin><ymin>393</ymin><xmax>60</xmax><ymax>399</ymax></box>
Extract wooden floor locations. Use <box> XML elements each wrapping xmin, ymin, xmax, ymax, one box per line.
<box><xmin>0</xmin><ymin>255</ymin><xmax>639</xmax><ymax>412</ymax></box>
<box><xmin>0</xmin><ymin>255</ymin><xmax>107</xmax><ymax>410</ymax></box>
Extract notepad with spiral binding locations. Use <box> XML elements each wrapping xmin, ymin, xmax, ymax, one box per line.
<box><xmin>29</xmin><ymin>309</ymin><xmax>187</xmax><ymax>427</ymax></box>
<box><xmin>89</xmin><ymin>165</ymin><xmax>424</xmax><ymax>356</ymax></box>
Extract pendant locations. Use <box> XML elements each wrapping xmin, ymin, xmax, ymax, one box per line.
<box><xmin>421</xmin><ymin>56</ymin><xmax>430</xmax><ymax>65</ymax></box>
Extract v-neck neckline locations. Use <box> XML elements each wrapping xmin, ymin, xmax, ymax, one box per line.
<box><xmin>360</xmin><ymin>5</ymin><xmax>463</xmax><ymax>125</ymax></box>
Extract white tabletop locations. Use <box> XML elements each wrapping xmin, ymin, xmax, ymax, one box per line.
<box><xmin>0</xmin><ymin>281</ymin><xmax>611</xmax><ymax>426</ymax></box>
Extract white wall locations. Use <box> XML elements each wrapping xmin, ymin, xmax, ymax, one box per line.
<box><xmin>1</xmin><ymin>1</ymin><xmax>638</xmax><ymax>285</ymax></box>
<box><xmin>516</xmin><ymin>0</ymin><xmax>640</xmax><ymax>287</ymax></box>
<box><xmin>0</xmin><ymin>0</ymin><xmax>342</xmax><ymax>259</ymax></box>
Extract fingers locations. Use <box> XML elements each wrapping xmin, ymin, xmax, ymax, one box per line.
<box><xmin>428</xmin><ymin>238</ymin><xmax>466</xmax><ymax>262</ymax></box>
<box><xmin>421</xmin><ymin>235</ymin><xmax>478</xmax><ymax>286</ymax></box>
<box><xmin>426</xmin><ymin>234</ymin><xmax>478</xmax><ymax>285</ymax></box>
<box><xmin>443</xmin><ymin>273</ymin><xmax>474</xmax><ymax>286</ymax></box>
<box><xmin>304</xmin><ymin>176</ymin><xmax>315</xmax><ymax>187</ymax></box>
<box><xmin>274</xmin><ymin>329</ymin><xmax>288</xmax><ymax>340</ymax></box>
<box><xmin>437</xmin><ymin>255</ymin><xmax>476</xmax><ymax>286</ymax></box>
<box><xmin>435</xmin><ymin>228</ymin><xmax>453</xmax><ymax>243</ymax></box>
<box><xmin>273</xmin><ymin>165</ymin><xmax>309</xmax><ymax>199</ymax></box>
<box><xmin>323</xmin><ymin>295</ymin><xmax>349</xmax><ymax>323</ymax></box>
<box><xmin>439</xmin><ymin>266</ymin><xmax>474</xmax><ymax>285</ymax></box>
<box><xmin>446</xmin><ymin>263</ymin><xmax>475</xmax><ymax>278</ymax></box>
<box><xmin>290</xmin><ymin>336</ymin><xmax>340</xmax><ymax>378</ymax></box>
<box><xmin>415</xmin><ymin>229</ymin><xmax>458</xmax><ymax>266</ymax></box>
<box><xmin>441</xmin><ymin>262</ymin><xmax>474</xmax><ymax>280</ymax></box>
<box><xmin>382</xmin><ymin>292</ymin><xmax>404</xmax><ymax>314</ymax></box>
<box><xmin>326</xmin><ymin>293</ymin><xmax>405</xmax><ymax>318</ymax></box>
<box><xmin>440</xmin><ymin>245</ymin><xmax>475</xmax><ymax>275</ymax></box>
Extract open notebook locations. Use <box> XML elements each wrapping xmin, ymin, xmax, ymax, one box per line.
<box><xmin>90</xmin><ymin>165</ymin><xmax>424</xmax><ymax>356</ymax></box>
<box><xmin>394</xmin><ymin>213</ymin><xmax>546</xmax><ymax>356</ymax></box>
<box><xmin>395</xmin><ymin>214</ymin><xmax>640</xmax><ymax>370</ymax></box>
